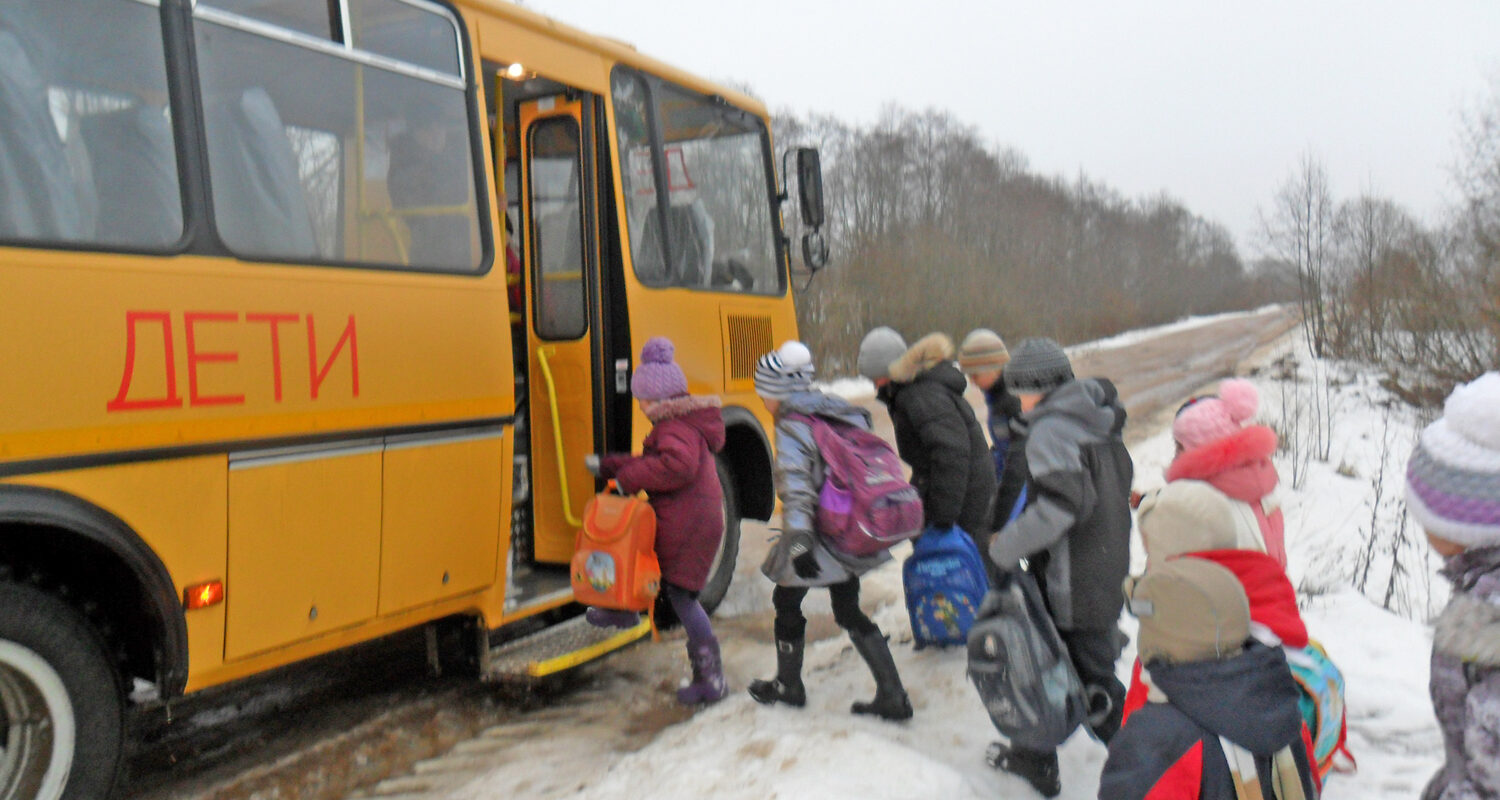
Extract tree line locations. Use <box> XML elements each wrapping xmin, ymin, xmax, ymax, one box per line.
<box><xmin>1259</xmin><ymin>77</ymin><xmax>1500</xmax><ymax>405</ymax></box>
<box><xmin>771</xmin><ymin>106</ymin><xmax>1293</xmax><ymax>376</ymax></box>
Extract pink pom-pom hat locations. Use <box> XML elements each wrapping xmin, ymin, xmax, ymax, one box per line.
<box><xmin>1172</xmin><ymin>379</ymin><xmax>1260</xmax><ymax>452</ymax></box>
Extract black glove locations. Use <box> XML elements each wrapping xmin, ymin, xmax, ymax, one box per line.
<box><xmin>787</xmin><ymin>532</ymin><xmax>820</xmax><ymax>579</ymax></box>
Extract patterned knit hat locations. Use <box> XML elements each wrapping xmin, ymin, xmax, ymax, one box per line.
<box><xmin>754</xmin><ymin>340</ymin><xmax>815</xmax><ymax>399</ymax></box>
<box><xmin>630</xmin><ymin>337</ymin><xmax>688</xmax><ymax>400</ymax></box>
<box><xmin>1405</xmin><ymin>372</ymin><xmax>1500</xmax><ymax>548</ymax></box>
<box><xmin>1127</xmin><ymin>557</ymin><xmax>1251</xmax><ymax>665</ymax></box>
<box><xmin>1003</xmin><ymin>337</ymin><xmax>1073</xmax><ymax>393</ymax></box>
<box><xmin>1172</xmin><ymin>379</ymin><xmax>1259</xmax><ymax>452</ymax></box>
<box><xmin>958</xmin><ymin>328</ymin><xmax>1011</xmax><ymax>374</ymax></box>
<box><xmin>857</xmin><ymin>326</ymin><xmax>907</xmax><ymax>380</ymax></box>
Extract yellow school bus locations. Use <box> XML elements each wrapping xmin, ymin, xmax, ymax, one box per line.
<box><xmin>0</xmin><ymin>0</ymin><xmax>828</xmax><ymax>796</ymax></box>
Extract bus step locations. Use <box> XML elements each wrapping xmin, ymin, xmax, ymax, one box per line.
<box><xmin>483</xmin><ymin>615</ymin><xmax>650</xmax><ymax>682</ymax></box>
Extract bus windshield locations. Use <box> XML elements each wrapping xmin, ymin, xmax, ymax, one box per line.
<box><xmin>611</xmin><ymin>68</ymin><xmax>783</xmax><ymax>295</ymax></box>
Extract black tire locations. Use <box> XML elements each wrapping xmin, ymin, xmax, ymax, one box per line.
<box><xmin>0</xmin><ymin>581</ymin><xmax>124</xmax><ymax>800</ymax></box>
<box><xmin>696</xmin><ymin>457</ymin><xmax>742</xmax><ymax>614</ymax></box>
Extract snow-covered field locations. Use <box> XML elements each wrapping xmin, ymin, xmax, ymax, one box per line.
<box><xmin>444</xmin><ymin>324</ymin><xmax>1446</xmax><ymax>799</ymax></box>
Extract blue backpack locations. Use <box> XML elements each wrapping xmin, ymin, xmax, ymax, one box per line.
<box><xmin>903</xmin><ymin>525</ymin><xmax>989</xmax><ymax>648</ymax></box>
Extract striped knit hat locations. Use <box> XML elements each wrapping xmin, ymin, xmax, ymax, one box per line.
<box><xmin>1405</xmin><ymin>372</ymin><xmax>1500</xmax><ymax>548</ymax></box>
<box><xmin>754</xmin><ymin>340</ymin><xmax>815</xmax><ymax>399</ymax></box>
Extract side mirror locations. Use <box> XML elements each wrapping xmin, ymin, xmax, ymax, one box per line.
<box><xmin>801</xmin><ymin>230</ymin><xmax>828</xmax><ymax>271</ymax></box>
<box><xmin>796</xmin><ymin>148</ymin><xmax>825</xmax><ymax>229</ymax></box>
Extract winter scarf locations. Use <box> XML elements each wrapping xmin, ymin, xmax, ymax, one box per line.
<box><xmin>1168</xmin><ymin>425</ymin><xmax>1287</xmax><ymax>567</ymax></box>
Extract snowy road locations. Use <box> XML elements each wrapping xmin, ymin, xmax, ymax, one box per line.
<box><xmin>123</xmin><ymin>306</ymin><xmax>1305</xmax><ymax>800</ymax></box>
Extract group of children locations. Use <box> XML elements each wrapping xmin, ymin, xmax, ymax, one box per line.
<box><xmin>585</xmin><ymin>329</ymin><xmax>1500</xmax><ymax>800</ymax></box>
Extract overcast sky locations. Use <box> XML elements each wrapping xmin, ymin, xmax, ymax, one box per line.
<box><xmin>525</xmin><ymin>0</ymin><xmax>1500</xmax><ymax>253</ymax></box>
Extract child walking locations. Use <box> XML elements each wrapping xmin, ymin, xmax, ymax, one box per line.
<box><xmin>1406</xmin><ymin>372</ymin><xmax>1500</xmax><ymax>799</ymax></box>
<box><xmin>1167</xmin><ymin>378</ymin><xmax>1286</xmax><ymax>565</ymax></box>
<box><xmin>587</xmin><ymin>337</ymin><xmax>727</xmax><ymax>705</ymax></box>
<box><xmin>748</xmin><ymin>341</ymin><xmax>913</xmax><ymax>721</ymax></box>
<box><xmin>1101</xmin><ymin>557</ymin><xmax>1320</xmax><ymax>798</ymax></box>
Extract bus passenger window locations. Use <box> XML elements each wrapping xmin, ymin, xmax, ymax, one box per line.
<box><xmin>0</xmin><ymin>0</ymin><xmax>183</xmax><ymax>250</ymax></box>
<box><xmin>194</xmin><ymin>0</ymin><xmax>483</xmax><ymax>271</ymax></box>
<box><xmin>609</xmin><ymin>68</ymin><xmax>783</xmax><ymax>295</ymax></box>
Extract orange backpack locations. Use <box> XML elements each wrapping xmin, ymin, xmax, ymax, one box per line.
<box><xmin>570</xmin><ymin>482</ymin><xmax>661</xmax><ymax>615</ymax></box>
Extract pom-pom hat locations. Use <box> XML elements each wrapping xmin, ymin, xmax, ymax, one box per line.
<box><xmin>1172</xmin><ymin>378</ymin><xmax>1259</xmax><ymax>452</ymax></box>
<box><xmin>754</xmin><ymin>341</ymin><xmax>815</xmax><ymax>399</ymax></box>
<box><xmin>1405</xmin><ymin>372</ymin><xmax>1500</xmax><ymax>548</ymax></box>
<box><xmin>630</xmin><ymin>337</ymin><xmax>688</xmax><ymax>400</ymax></box>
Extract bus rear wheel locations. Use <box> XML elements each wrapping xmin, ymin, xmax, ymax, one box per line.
<box><xmin>696</xmin><ymin>457</ymin><xmax>742</xmax><ymax>615</ymax></box>
<box><xmin>0</xmin><ymin>581</ymin><xmax>123</xmax><ymax>800</ymax></box>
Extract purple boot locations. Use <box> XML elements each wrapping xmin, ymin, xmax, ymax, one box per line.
<box><xmin>676</xmin><ymin>639</ymin><xmax>726</xmax><ymax>705</ymax></box>
<box><xmin>585</xmin><ymin>607</ymin><xmax>640</xmax><ymax>629</ymax></box>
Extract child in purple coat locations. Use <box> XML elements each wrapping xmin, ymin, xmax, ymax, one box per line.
<box><xmin>587</xmin><ymin>337</ymin><xmax>728</xmax><ymax>705</ymax></box>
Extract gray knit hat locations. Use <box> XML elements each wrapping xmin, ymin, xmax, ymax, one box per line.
<box><xmin>958</xmin><ymin>328</ymin><xmax>1010</xmax><ymax>374</ymax></box>
<box><xmin>754</xmin><ymin>341</ymin><xmax>815</xmax><ymax>399</ymax></box>
<box><xmin>1004</xmin><ymin>337</ymin><xmax>1073</xmax><ymax>393</ymax></box>
<box><xmin>857</xmin><ymin>326</ymin><xmax>907</xmax><ymax>380</ymax></box>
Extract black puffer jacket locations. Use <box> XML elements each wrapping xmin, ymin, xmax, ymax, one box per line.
<box><xmin>990</xmin><ymin>378</ymin><xmax>1133</xmax><ymax>631</ymax></box>
<box><xmin>878</xmin><ymin>333</ymin><xmax>996</xmax><ymax>539</ymax></box>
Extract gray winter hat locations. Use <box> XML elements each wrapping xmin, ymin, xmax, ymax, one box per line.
<box><xmin>857</xmin><ymin>326</ymin><xmax>907</xmax><ymax>380</ymax></box>
<box><xmin>1004</xmin><ymin>337</ymin><xmax>1073</xmax><ymax>393</ymax></box>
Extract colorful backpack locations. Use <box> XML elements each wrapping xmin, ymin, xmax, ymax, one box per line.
<box><xmin>903</xmin><ymin>525</ymin><xmax>988</xmax><ymax>648</ymax></box>
<box><xmin>570</xmin><ymin>482</ymin><xmax>660</xmax><ymax>613</ymax></box>
<box><xmin>790</xmin><ymin>413</ymin><xmax>923</xmax><ymax>557</ymax></box>
<box><xmin>967</xmin><ymin>570</ymin><xmax>1088</xmax><ymax>751</ymax></box>
<box><xmin>1285</xmin><ymin>639</ymin><xmax>1356</xmax><ymax>778</ymax></box>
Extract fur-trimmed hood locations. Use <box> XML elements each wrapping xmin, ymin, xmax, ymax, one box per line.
<box><xmin>1167</xmin><ymin>425</ymin><xmax>1279</xmax><ymax>503</ymax></box>
<box><xmin>1435</xmin><ymin>545</ymin><xmax>1500</xmax><ymax>668</ymax></box>
<box><xmin>643</xmin><ymin>395</ymin><xmax>725</xmax><ymax>451</ymax></box>
<box><xmin>888</xmin><ymin>333</ymin><xmax>955</xmax><ymax>384</ymax></box>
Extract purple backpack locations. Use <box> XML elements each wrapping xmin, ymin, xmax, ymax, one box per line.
<box><xmin>791</xmin><ymin>413</ymin><xmax>924</xmax><ymax>556</ymax></box>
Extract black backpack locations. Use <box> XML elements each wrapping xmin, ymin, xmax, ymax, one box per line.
<box><xmin>967</xmin><ymin>571</ymin><xmax>1088</xmax><ymax>751</ymax></box>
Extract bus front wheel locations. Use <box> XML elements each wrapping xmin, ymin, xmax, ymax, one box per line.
<box><xmin>696</xmin><ymin>457</ymin><xmax>742</xmax><ymax>614</ymax></box>
<box><xmin>0</xmin><ymin>581</ymin><xmax>124</xmax><ymax>800</ymax></box>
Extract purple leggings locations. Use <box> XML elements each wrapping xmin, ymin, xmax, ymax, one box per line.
<box><xmin>665</xmin><ymin>583</ymin><xmax>715</xmax><ymax>647</ymax></box>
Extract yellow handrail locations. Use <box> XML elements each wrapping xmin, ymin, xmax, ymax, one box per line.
<box><xmin>535</xmin><ymin>345</ymin><xmax>583</xmax><ymax>527</ymax></box>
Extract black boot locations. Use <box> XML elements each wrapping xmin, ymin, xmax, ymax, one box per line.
<box><xmin>986</xmin><ymin>743</ymin><xmax>1060</xmax><ymax>798</ymax></box>
<box><xmin>849</xmin><ymin>629</ymin><xmax>913</xmax><ymax>721</ymax></box>
<box><xmin>748</xmin><ymin>620</ymin><xmax>805</xmax><ymax>707</ymax></box>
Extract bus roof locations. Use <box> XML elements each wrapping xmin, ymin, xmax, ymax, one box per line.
<box><xmin>455</xmin><ymin>0</ymin><xmax>770</xmax><ymax>120</ymax></box>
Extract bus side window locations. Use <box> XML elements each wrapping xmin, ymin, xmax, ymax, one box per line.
<box><xmin>0</xmin><ymin>1</ymin><xmax>184</xmax><ymax>251</ymax></box>
<box><xmin>0</xmin><ymin>30</ymin><xmax>88</xmax><ymax>242</ymax></box>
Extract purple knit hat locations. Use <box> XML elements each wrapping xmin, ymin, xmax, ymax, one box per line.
<box><xmin>1405</xmin><ymin>372</ymin><xmax>1500</xmax><ymax>548</ymax></box>
<box><xmin>631</xmin><ymin>337</ymin><xmax>688</xmax><ymax>401</ymax></box>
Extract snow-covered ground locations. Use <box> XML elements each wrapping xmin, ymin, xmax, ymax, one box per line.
<box><xmin>442</xmin><ymin>324</ymin><xmax>1446</xmax><ymax>799</ymax></box>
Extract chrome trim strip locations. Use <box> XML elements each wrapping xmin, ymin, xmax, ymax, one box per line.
<box><xmin>195</xmin><ymin>6</ymin><xmax>465</xmax><ymax>89</ymax></box>
<box><xmin>384</xmin><ymin>424</ymin><xmax>506</xmax><ymax>452</ymax></box>
<box><xmin>229</xmin><ymin>438</ymin><xmax>384</xmax><ymax>470</ymax></box>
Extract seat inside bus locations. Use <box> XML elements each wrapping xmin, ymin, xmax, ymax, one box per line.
<box><xmin>203</xmin><ymin>86</ymin><xmax>318</xmax><ymax>259</ymax></box>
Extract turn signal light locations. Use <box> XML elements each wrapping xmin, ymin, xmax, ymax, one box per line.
<box><xmin>183</xmin><ymin>580</ymin><xmax>225</xmax><ymax>610</ymax></box>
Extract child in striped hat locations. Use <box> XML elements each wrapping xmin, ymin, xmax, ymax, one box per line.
<box><xmin>747</xmin><ymin>340</ymin><xmax>914</xmax><ymax>721</ymax></box>
<box><xmin>1407</xmin><ymin>372</ymin><xmax>1500</xmax><ymax>799</ymax></box>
